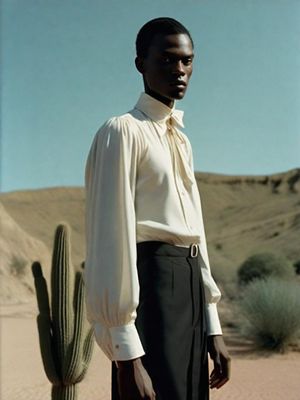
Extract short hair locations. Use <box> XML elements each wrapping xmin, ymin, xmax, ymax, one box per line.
<box><xmin>136</xmin><ymin>17</ymin><xmax>194</xmax><ymax>58</ymax></box>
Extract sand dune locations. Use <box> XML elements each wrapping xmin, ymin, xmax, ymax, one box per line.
<box><xmin>0</xmin><ymin>203</ymin><xmax>51</xmax><ymax>304</ymax></box>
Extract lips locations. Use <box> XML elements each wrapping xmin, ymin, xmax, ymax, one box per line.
<box><xmin>170</xmin><ymin>80</ymin><xmax>187</xmax><ymax>87</ymax></box>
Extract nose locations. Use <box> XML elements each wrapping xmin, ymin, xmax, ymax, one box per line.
<box><xmin>171</xmin><ymin>60</ymin><xmax>185</xmax><ymax>76</ymax></box>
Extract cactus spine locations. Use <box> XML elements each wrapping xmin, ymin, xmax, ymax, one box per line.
<box><xmin>32</xmin><ymin>224</ymin><xmax>94</xmax><ymax>400</ymax></box>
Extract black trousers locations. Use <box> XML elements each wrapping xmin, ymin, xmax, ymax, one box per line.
<box><xmin>111</xmin><ymin>241</ymin><xmax>209</xmax><ymax>400</ymax></box>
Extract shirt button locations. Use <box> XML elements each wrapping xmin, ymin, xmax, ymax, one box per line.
<box><xmin>181</xmin><ymin>190</ymin><xmax>185</xmax><ymax>196</ymax></box>
<box><xmin>115</xmin><ymin>344</ymin><xmax>119</xmax><ymax>349</ymax></box>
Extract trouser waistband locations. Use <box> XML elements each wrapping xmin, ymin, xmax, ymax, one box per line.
<box><xmin>137</xmin><ymin>241</ymin><xmax>199</xmax><ymax>259</ymax></box>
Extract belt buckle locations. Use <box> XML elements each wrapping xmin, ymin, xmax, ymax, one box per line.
<box><xmin>190</xmin><ymin>243</ymin><xmax>199</xmax><ymax>258</ymax></box>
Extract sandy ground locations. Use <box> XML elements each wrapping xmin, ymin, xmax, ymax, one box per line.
<box><xmin>1</xmin><ymin>302</ymin><xmax>300</xmax><ymax>400</ymax></box>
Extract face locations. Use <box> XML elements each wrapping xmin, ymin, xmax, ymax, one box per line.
<box><xmin>136</xmin><ymin>33</ymin><xmax>194</xmax><ymax>107</ymax></box>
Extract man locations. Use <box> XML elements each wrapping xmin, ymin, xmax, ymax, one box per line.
<box><xmin>85</xmin><ymin>17</ymin><xmax>230</xmax><ymax>400</ymax></box>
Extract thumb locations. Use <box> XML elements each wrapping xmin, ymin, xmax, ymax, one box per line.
<box><xmin>214</xmin><ymin>354</ymin><xmax>222</xmax><ymax>374</ymax></box>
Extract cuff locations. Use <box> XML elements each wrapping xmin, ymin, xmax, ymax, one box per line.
<box><xmin>109</xmin><ymin>323</ymin><xmax>145</xmax><ymax>361</ymax></box>
<box><xmin>205</xmin><ymin>303</ymin><xmax>222</xmax><ymax>335</ymax></box>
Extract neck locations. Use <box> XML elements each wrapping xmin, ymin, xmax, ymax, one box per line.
<box><xmin>144</xmin><ymin>87</ymin><xmax>174</xmax><ymax>109</ymax></box>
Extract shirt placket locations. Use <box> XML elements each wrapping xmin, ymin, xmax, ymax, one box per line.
<box><xmin>166</xmin><ymin>118</ymin><xmax>195</xmax><ymax>234</ymax></box>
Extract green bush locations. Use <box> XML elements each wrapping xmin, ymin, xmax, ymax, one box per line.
<box><xmin>238</xmin><ymin>252</ymin><xmax>294</xmax><ymax>286</ymax></box>
<box><xmin>239</xmin><ymin>278</ymin><xmax>300</xmax><ymax>352</ymax></box>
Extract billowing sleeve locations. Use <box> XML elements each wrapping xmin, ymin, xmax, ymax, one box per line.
<box><xmin>84</xmin><ymin>116</ymin><xmax>145</xmax><ymax>361</ymax></box>
<box><xmin>187</xmin><ymin>139</ymin><xmax>222</xmax><ymax>336</ymax></box>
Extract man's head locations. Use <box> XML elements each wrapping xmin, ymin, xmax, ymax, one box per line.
<box><xmin>135</xmin><ymin>17</ymin><xmax>194</xmax><ymax>107</ymax></box>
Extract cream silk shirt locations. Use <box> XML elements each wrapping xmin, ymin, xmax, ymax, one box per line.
<box><xmin>84</xmin><ymin>92</ymin><xmax>222</xmax><ymax>362</ymax></box>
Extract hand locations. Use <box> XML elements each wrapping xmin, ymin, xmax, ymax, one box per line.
<box><xmin>208</xmin><ymin>335</ymin><xmax>231</xmax><ymax>390</ymax></box>
<box><xmin>117</xmin><ymin>357</ymin><xmax>156</xmax><ymax>400</ymax></box>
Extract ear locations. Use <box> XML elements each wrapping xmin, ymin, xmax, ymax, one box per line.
<box><xmin>135</xmin><ymin>56</ymin><xmax>145</xmax><ymax>74</ymax></box>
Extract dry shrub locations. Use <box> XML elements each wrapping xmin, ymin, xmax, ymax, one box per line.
<box><xmin>238</xmin><ymin>252</ymin><xmax>294</xmax><ymax>286</ymax></box>
<box><xmin>9</xmin><ymin>255</ymin><xmax>28</xmax><ymax>277</ymax></box>
<box><xmin>240</xmin><ymin>278</ymin><xmax>300</xmax><ymax>352</ymax></box>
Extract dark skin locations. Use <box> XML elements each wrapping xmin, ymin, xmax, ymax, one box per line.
<box><xmin>117</xmin><ymin>33</ymin><xmax>231</xmax><ymax>400</ymax></box>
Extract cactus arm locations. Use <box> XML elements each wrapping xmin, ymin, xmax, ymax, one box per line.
<box><xmin>64</xmin><ymin>272</ymin><xmax>95</xmax><ymax>384</ymax></box>
<box><xmin>32</xmin><ymin>262</ymin><xmax>61</xmax><ymax>385</ymax></box>
<box><xmin>32</xmin><ymin>262</ymin><xmax>51</xmax><ymax>317</ymax></box>
<box><xmin>36</xmin><ymin>314</ymin><xmax>61</xmax><ymax>385</ymax></box>
<box><xmin>75</xmin><ymin>328</ymin><xmax>95</xmax><ymax>382</ymax></box>
<box><xmin>74</xmin><ymin>259</ymin><xmax>95</xmax><ymax>382</ymax></box>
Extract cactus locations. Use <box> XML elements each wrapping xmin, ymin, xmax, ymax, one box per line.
<box><xmin>32</xmin><ymin>223</ymin><xmax>94</xmax><ymax>400</ymax></box>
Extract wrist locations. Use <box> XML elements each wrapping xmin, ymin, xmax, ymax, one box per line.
<box><xmin>208</xmin><ymin>334</ymin><xmax>222</xmax><ymax>339</ymax></box>
<box><xmin>116</xmin><ymin>357</ymin><xmax>142</xmax><ymax>369</ymax></box>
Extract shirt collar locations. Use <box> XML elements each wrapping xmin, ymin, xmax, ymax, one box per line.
<box><xmin>134</xmin><ymin>92</ymin><xmax>185</xmax><ymax>129</ymax></box>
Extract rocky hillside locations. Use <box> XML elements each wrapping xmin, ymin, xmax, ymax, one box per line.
<box><xmin>1</xmin><ymin>168</ymin><xmax>299</xmax><ymax>304</ymax></box>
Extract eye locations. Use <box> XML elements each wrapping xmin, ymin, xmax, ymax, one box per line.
<box><xmin>161</xmin><ymin>56</ymin><xmax>171</xmax><ymax>64</ymax></box>
<box><xmin>183</xmin><ymin>57</ymin><xmax>193</xmax><ymax>66</ymax></box>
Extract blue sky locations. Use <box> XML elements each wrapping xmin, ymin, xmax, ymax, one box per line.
<box><xmin>1</xmin><ymin>0</ymin><xmax>300</xmax><ymax>192</ymax></box>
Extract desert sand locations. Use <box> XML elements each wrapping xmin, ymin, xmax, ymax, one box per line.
<box><xmin>1</xmin><ymin>168</ymin><xmax>300</xmax><ymax>399</ymax></box>
<box><xmin>2</xmin><ymin>301</ymin><xmax>300</xmax><ymax>400</ymax></box>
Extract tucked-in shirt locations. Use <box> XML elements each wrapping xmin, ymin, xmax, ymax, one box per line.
<box><xmin>84</xmin><ymin>92</ymin><xmax>222</xmax><ymax>362</ymax></box>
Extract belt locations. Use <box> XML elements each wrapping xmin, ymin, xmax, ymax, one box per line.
<box><xmin>189</xmin><ymin>243</ymin><xmax>199</xmax><ymax>258</ymax></box>
<box><xmin>136</xmin><ymin>241</ymin><xmax>200</xmax><ymax>259</ymax></box>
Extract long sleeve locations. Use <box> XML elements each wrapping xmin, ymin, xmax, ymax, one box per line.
<box><xmin>187</xmin><ymin>140</ymin><xmax>222</xmax><ymax>336</ymax></box>
<box><xmin>84</xmin><ymin>116</ymin><xmax>145</xmax><ymax>361</ymax></box>
<box><xmin>197</xmin><ymin>199</ymin><xmax>222</xmax><ymax>335</ymax></box>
